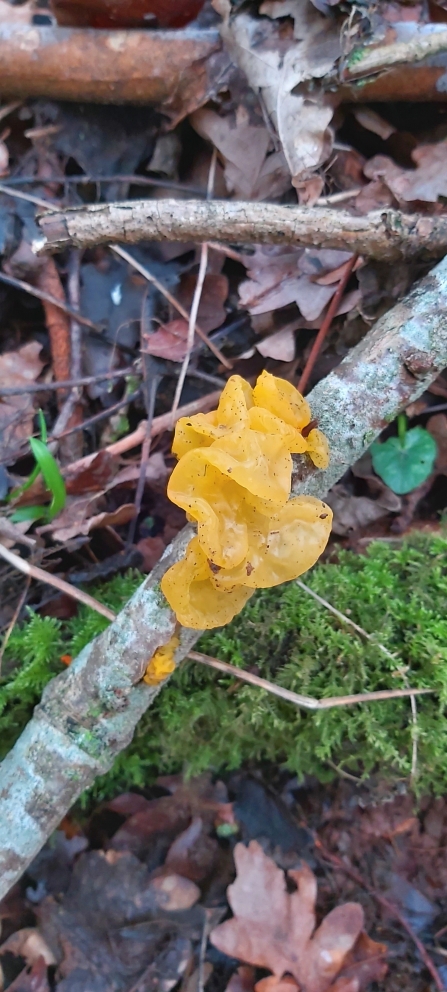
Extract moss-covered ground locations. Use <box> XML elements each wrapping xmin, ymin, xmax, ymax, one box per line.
<box><xmin>2</xmin><ymin>532</ymin><xmax>447</xmax><ymax>801</ymax></box>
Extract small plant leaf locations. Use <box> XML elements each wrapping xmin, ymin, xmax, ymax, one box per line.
<box><xmin>11</xmin><ymin>438</ymin><xmax>66</xmax><ymax>523</ymax></box>
<box><xmin>371</xmin><ymin>426</ymin><xmax>437</xmax><ymax>495</ymax></box>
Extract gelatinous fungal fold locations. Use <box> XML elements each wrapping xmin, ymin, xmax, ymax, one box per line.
<box><xmin>161</xmin><ymin>372</ymin><xmax>332</xmax><ymax>629</ymax></box>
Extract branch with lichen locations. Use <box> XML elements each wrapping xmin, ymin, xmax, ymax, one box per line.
<box><xmin>35</xmin><ymin>201</ymin><xmax>447</xmax><ymax>262</ymax></box>
<box><xmin>2</xmin><ymin>255</ymin><xmax>447</xmax><ymax>900</ymax></box>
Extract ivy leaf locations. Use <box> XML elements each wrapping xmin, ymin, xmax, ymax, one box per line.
<box><xmin>371</xmin><ymin>426</ymin><xmax>437</xmax><ymax>495</ymax></box>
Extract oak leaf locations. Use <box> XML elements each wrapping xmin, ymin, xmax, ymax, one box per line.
<box><xmin>210</xmin><ymin>842</ymin><xmax>386</xmax><ymax>992</ymax></box>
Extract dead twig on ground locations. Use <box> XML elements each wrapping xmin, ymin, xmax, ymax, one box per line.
<box><xmin>298</xmin><ymin>254</ymin><xmax>359</xmax><ymax>393</ymax></box>
<box><xmin>36</xmin><ymin>202</ymin><xmax>447</xmax><ymax>262</ymax></box>
<box><xmin>35</xmin><ymin>258</ymin><xmax>71</xmax><ymax>405</ymax></box>
<box><xmin>0</xmin><ymin>543</ymin><xmax>115</xmax><ymax>621</ymax></box>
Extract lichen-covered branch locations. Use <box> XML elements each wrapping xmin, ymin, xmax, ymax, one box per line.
<box><xmin>35</xmin><ymin>200</ymin><xmax>447</xmax><ymax>262</ymax></box>
<box><xmin>2</xmin><ymin>256</ymin><xmax>447</xmax><ymax>899</ymax></box>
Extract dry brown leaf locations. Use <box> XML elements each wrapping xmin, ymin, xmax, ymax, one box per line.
<box><xmin>0</xmin><ymin>342</ymin><xmax>44</xmax><ymax>463</ymax></box>
<box><xmin>210</xmin><ymin>842</ymin><xmax>386</xmax><ymax>992</ymax></box>
<box><xmin>326</xmin><ymin>482</ymin><xmax>401</xmax><ymax>537</ymax></box>
<box><xmin>214</xmin><ymin>0</ymin><xmax>340</xmax><ymax>184</ymax></box>
<box><xmin>0</xmin><ymin>929</ymin><xmax>56</xmax><ymax>968</ymax></box>
<box><xmin>365</xmin><ymin>141</ymin><xmax>447</xmax><ymax>203</ymax></box>
<box><xmin>40</xmin><ymin>498</ymin><xmax>136</xmax><ymax>542</ymax></box>
<box><xmin>177</xmin><ymin>272</ymin><xmax>229</xmax><ymax>334</ymax></box>
<box><xmin>239</xmin><ymin>248</ymin><xmax>356</xmax><ymax>321</ymax></box>
<box><xmin>191</xmin><ymin>107</ymin><xmax>290</xmax><ymax>201</ymax></box>
<box><xmin>256</xmin><ymin>328</ymin><xmax>296</xmax><ymax>362</ymax></box>
<box><xmin>145</xmin><ymin>319</ymin><xmax>191</xmax><ymax>362</ymax></box>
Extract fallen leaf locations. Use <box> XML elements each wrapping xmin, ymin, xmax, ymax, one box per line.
<box><xmin>365</xmin><ymin>141</ymin><xmax>447</xmax><ymax>203</ymax></box>
<box><xmin>214</xmin><ymin>0</ymin><xmax>340</xmax><ymax>184</ymax></box>
<box><xmin>0</xmin><ymin>929</ymin><xmax>56</xmax><ymax>967</ymax></box>
<box><xmin>191</xmin><ymin>107</ymin><xmax>290</xmax><ymax>201</ymax></box>
<box><xmin>177</xmin><ymin>272</ymin><xmax>229</xmax><ymax>334</ymax></box>
<box><xmin>0</xmin><ymin>342</ymin><xmax>44</xmax><ymax>464</ymax></box>
<box><xmin>256</xmin><ymin>328</ymin><xmax>296</xmax><ymax>362</ymax></box>
<box><xmin>239</xmin><ymin>248</ymin><xmax>356</xmax><ymax>321</ymax></box>
<box><xmin>148</xmin><ymin>873</ymin><xmax>200</xmax><ymax>912</ymax></box>
<box><xmin>326</xmin><ymin>482</ymin><xmax>401</xmax><ymax>537</ymax></box>
<box><xmin>165</xmin><ymin>816</ymin><xmax>219</xmax><ymax>882</ymax></box>
<box><xmin>146</xmin><ymin>319</ymin><xmax>192</xmax><ymax>362</ymax></box>
<box><xmin>40</xmin><ymin>498</ymin><xmax>136</xmax><ymax>542</ymax></box>
<box><xmin>211</xmin><ymin>842</ymin><xmax>386</xmax><ymax>992</ymax></box>
<box><xmin>137</xmin><ymin>535</ymin><xmax>166</xmax><ymax>572</ymax></box>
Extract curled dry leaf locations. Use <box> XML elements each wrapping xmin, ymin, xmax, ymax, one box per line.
<box><xmin>210</xmin><ymin>841</ymin><xmax>386</xmax><ymax>992</ymax></box>
<box><xmin>39</xmin><ymin>498</ymin><xmax>136</xmax><ymax>542</ymax></box>
<box><xmin>177</xmin><ymin>272</ymin><xmax>229</xmax><ymax>334</ymax></box>
<box><xmin>214</xmin><ymin>0</ymin><xmax>340</xmax><ymax>184</ymax></box>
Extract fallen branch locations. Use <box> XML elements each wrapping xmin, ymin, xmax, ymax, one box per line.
<box><xmin>2</xmin><ymin>255</ymin><xmax>447</xmax><ymax>899</ymax></box>
<box><xmin>0</xmin><ymin>2</ymin><xmax>221</xmax><ymax>111</ymax></box>
<box><xmin>35</xmin><ymin>201</ymin><xmax>447</xmax><ymax>262</ymax></box>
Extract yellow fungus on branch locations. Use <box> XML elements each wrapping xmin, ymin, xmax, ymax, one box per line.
<box><xmin>161</xmin><ymin>372</ymin><xmax>333</xmax><ymax>629</ymax></box>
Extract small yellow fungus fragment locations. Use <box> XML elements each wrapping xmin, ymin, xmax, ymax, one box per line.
<box><xmin>162</xmin><ymin>371</ymin><xmax>332</xmax><ymax>629</ymax></box>
<box><xmin>144</xmin><ymin>634</ymin><xmax>180</xmax><ymax>685</ymax></box>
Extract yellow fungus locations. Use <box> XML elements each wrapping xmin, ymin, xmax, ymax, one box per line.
<box><xmin>162</xmin><ymin>372</ymin><xmax>332</xmax><ymax>629</ymax></box>
<box><xmin>144</xmin><ymin>634</ymin><xmax>180</xmax><ymax>685</ymax></box>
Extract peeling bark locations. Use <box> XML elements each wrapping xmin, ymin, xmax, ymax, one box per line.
<box><xmin>35</xmin><ymin>200</ymin><xmax>447</xmax><ymax>262</ymax></box>
<box><xmin>2</xmin><ymin>257</ymin><xmax>447</xmax><ymax>899</ymax></box>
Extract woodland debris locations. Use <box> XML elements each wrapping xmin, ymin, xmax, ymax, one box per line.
<box><xmin>210</xmin><ymin>840</ymin><xmax>387</xmax><ymax>992</ymax></box>
<box><xmin>3</xmin><ymin>253</ymin><xmax>447</xmax><ymax>899</ymax></box>
<box><xmin>35</xmin><ymin>201</ymin><xmax>447</xmax><ymax>261</ymax></box>
<box><xmin>0</xmin><ymin>1</ymin><xmax>222</xmax><ymax>117</ymax></box>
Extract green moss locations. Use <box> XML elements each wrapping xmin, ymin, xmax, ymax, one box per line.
<box><xmin>2</xmin><ymin>537</ymin><xmax>447</xmax><ymax>800</ymax></box>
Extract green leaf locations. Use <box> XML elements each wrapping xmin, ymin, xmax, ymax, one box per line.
<box><xmin>29</xmin><ymin>438</ymin><xmax>66</xmax><ymax>520</ymax></box>
<box><xmin>11</xmin><ymin>439</ymin><xmax>66</xmax><ymax>523</ymax></box>
<box><xmin>371</xmin><ymin>426</ymin><xmax>437</xmax><ymax>495</ymax></box>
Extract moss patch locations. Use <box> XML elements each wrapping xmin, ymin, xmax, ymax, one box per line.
<box><xmin>2</xmin><ymin>535</ymin><xmax>447</xmax><ymax>800</ymax></box>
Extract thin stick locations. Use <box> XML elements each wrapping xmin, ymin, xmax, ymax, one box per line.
<box><xmin>0</xmin><ymin>270</ymin><xmax>103</xmax><ymax>334</ymax></box>
<box><xmin>298</xmin><ymin>254</ymin><xmax>358</xmax><ymax>393</ymax></box>
<box><xmin>171</xmin><ymin>150</ymin><xmax>217</xmax><ymax>420</ymax></box>
<box><xmin>296</xmin><ymin>578</ymin><xmax>419</xmax><ymax>778</ymax></box>
<box><xmin>0</xmin><ymin>543</ymin><xmax>115</xmax><ymax>622</ymax></box>
<box><xmin>0</xmin><ymin>577</ymin><xmax>31</xmax><ymax>673</ymax></box>
<box><xmin>296</xmin><ymin>579</ymin><xmax>397</xmax><ymax>662</ymax></box>
<box><xmin>110</xmin><ymin>245</ymin><xmax>232</xmax><ymax>369</ymax></box>
<box><xmin>316</xmin><ymin>842</ymin><xmax>445</xmax><ymax>992</ymax></box>
<box><xmin>187</xmin><ymin>651</ymin><xmax>432</xmax><ymax>711</ymax></box>
<box><xmin>3</xmin><ymin>173</ymin><xmax>206</xmax><ymax>195</ymax></box>
<box><xmin>0</xmin><ymin>367</ymin><xmax>136</xmax><ymax>396</ymax></box>
<box><xmin>0</xmin><ymin>182</ymin><xmax>54</xmax><ymax>210</ymax></box>
<box><xmin>49</xmin><ymin>389</ymin><xmax>141</xmax><ymax>442</ymax></box>
<box><xmin>62</xmin><ymin>388</ymin><xmax>222</xmax><ymax>475</ymax></box>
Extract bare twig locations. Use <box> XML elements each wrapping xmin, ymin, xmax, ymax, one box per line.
<box><xmin>0</xmin><ymin>367</ymin><xmax>136</xmax><ymax>396</ymax></box>
<box><xmin>0</xmin><ymin>270</ymin><xmax>103</xmax><ymax>334</ymax></box>
<box><xmin>0</xmin><ymin>183</ymin><xmax>54</xmax><ymax>210</ymax></box>
<box><xmin>0</xmin><ymin>543</ymin><xmax>115</xmax><ymax>622</ymax></box>
<box><xmin>36</xmin><ymin>201</ymin><xmax>447</xmax><ymax>262</ymax></box>
<box><xmin>316</xmin><ymin>842</ymin><xmax>445</xmax><ymax>992</ymax></box>
<box><xmin>296</xmin><ymin>580</ymin><xmax>397</xmax><ymax>662</ymax></box>
<box><xmin>187</xmin><ymin>651</ymin><xmax>432</xmax><ymax>711</ymax></box>
<box><xmin>298</xmin><ymin>254</ymin><xmax>358</xmax><ymax>393</ymax></box>
<box><xmin>171</xmin><ymin>151</ymin><xmax>217</xmax><ymax>420</ymax></box>
<box><xmin>110</xmin><ymin>245</ymin><xmax>232</xmax><ymax>369</ymax></box>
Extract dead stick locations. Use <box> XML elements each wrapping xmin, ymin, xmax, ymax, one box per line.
<box><xmin>0</xmin><ymin>543</ymin><xmax>115</xmax><ymax>622</ymax></box>
<box><xmin>35</xmin><ymin>201</ymin><xmax>447</xmax><ymax>262</ymax></box>
<box><xmin>298</xmin><ymin>254</ymin><xmax>358</xmax><ymax>393</ymax></box>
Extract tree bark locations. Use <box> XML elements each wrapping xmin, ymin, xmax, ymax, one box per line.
<box><xmin>35</xmin><ymin>200</ymin><xmax>447</xmax><ymax>262</ymax></box>
<box><xmin>2</xmin><ymin>255</ymin><xmax>447</xmax><ymax>899</ymax></box>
